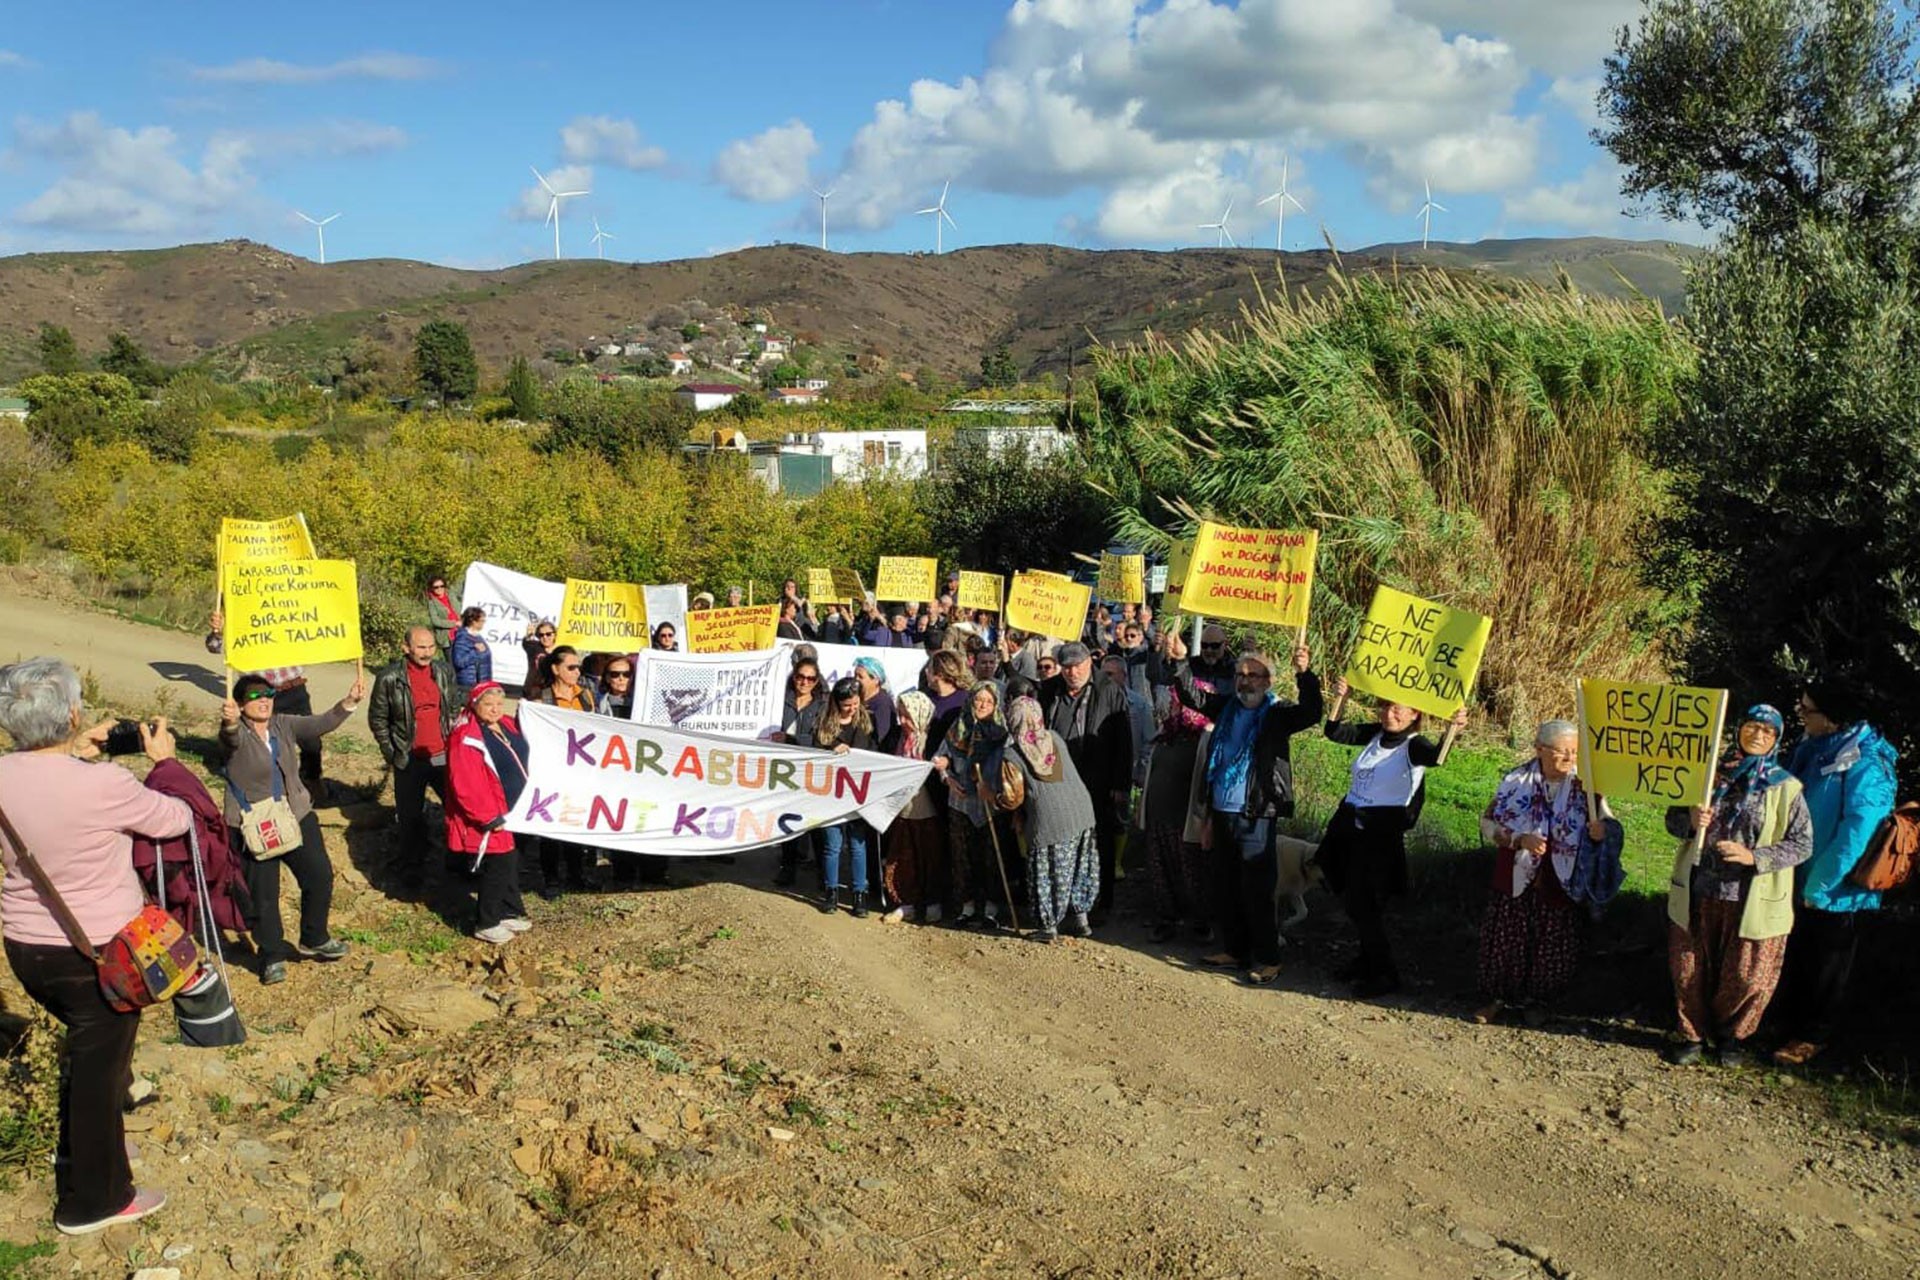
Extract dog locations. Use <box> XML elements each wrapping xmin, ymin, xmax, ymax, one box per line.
<box><xmin>1273</xmin><ymin>834</ymin><xmax>1321</xmax><ymax>933</ymax></box>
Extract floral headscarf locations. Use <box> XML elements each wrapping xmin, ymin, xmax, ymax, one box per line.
<box><xmin>1007</xmin><ymin>695</ymin><xmax>1060</xmax><ymax>777</ymax></box>
<box><xmin>1715</xmin><ymin>703</ymin><xmax>1791</xmax><ymax>806</ymax></box>
<box><xmin>1155</xmin><ymin>682</ymin><xmax>1212</xmax><ymax>742</ymax></box>
<box><xmin>895</xmin><ymin>689</ymin><xmax>934</xmax><ymax>759</ymax></box>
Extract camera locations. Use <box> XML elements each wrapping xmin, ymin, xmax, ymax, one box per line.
<box><xmin>101</xmin><ymin>719</ymin><xmax>147</xmax><ymax>757</ymax></box>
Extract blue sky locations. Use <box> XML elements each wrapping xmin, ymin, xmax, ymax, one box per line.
<box><xmin>0</xmin><ymin>0</ymin><xmax>1688</xmax><ymax>267</ymax></box>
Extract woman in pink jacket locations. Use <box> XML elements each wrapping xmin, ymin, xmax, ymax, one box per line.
<box><xmin>444</xmin><ymin>681</ymin><xmax>533</xmax><ymax>944</ymax></box>
<box><xmin>0</xmin><ymin>657</ymin><xmax>190</xmax><ymax>1236</ymax></box>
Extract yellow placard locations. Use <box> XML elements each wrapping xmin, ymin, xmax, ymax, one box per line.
<box><xmin>687</xmin><ymin>604</ymin><xmax>778</xmax><ymax>653</ymax></box>
<box><xmin>1163</xmin><ymin>539</ymin><xmax>1194</xmax><ymax>615</ymax></box>
<box><xmin>1343</xmin><ymin>585</ymin><xmax>1491</xmax><ymax>718</ymax></box>
<box><xmin>1184</xmin><ymin>521</ymin><xmax>1317</xmax><ymax>628</ymax></box>
<box><xmin>1097</xmin><ymin>552</ymin><xmax>1145</xmax><ymax>605</ymax></box>
<box><xmin>218</xmin><ymin>514</ymin><xmax>316</xmax><ymax>569</ymax></box>
<box><xmin>956</xmin><ymin>570</ymin><xmax>1003</xmax><ymax>613</ymax></box>
<box><xmin>1026</xmin><ymin>568</ymin><xmax>1073</xmax><ymax>582</ymax></box>
<box><xmin>830</xmin><ymin>567</ymin><xmax>866</xmax><ymax>604</ymax></box>
<box><xmin>1005</xmin><ymin>572</ymin><xmax>1092</xmax><ymax>640</ymax></box>
<box><xmin>556</xmin><ymin>579</ymin><xmax>650</xmax><ymax>650</ymax></box>
<box><xmin>806</xmin><ymin>568</ymin><xmax>838</xmax><ymax>604</ymax></box>
<box><xmin>1577</xmin><ymin>679</ymin><xmax>1729</xmax><ymax>806</ymax></box>
<box><xmin>874</xmin><ymin>556</ymin><xmax>937</xmax><ymax>603</ymax></box>
<box><xmin>220</xmin><ymin>558</ymin><xmax>362</xmax><ymax>670</ymax></box>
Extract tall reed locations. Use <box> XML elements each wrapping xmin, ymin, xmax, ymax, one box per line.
<box><xmin>1077</xmin><ymin>266</ymin><xmax>1694</xmax><ymax>733</ymax></box>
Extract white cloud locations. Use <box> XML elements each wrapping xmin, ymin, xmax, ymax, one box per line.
<box><xmin>1504</xmin><ymin>160</ymin><xmax>1656</xmax><ymax>237</ymax></box>
<box><xmin>1399</xmin><ymin>0</ymin><xmax>1641</xmax><ymax>76</ymax></box>
<box><xmin>1548</xmin><ymin>75</ymin><xmax>1604</xmax><ymax>130</ymax></box>
<box><xmin>0</xmin><ymin>50</ymin><xmax>31</xmax><ymax>70</ymax></box>
<box><xmin>1092</xmin><ymin>156</ymin><xmax>1243</xmax><ymax>243</ymax></box>
<box><xmin>560</xmin><ymin>115</ymin><xmax>666</xmax><ymax>171</ymax></box>
<box><xmin>188</xmin><ymin>52</ymin><xmax>440</xmax><ymax>84</ymax></box>
<box><xmin>712</xmin><ymin>120</ymin><xmax>818</xmax><ymax>203</ymax></box>
<box><xmin>10</xmin><ymin>112</ymin><xmax>252</xmax><ymax>234</ymax></box>
<box><xmin>513</xmin><ymin>164</ymin><xmax>593</xmax><ymax>222</ymax></box>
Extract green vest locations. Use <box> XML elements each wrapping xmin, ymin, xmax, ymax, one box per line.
<box><xmin>1667</xmin><ymin>776</ymin><xmax>1803</xmax><ymax>942</ymax></box>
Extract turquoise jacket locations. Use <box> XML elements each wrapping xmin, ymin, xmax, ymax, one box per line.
<box><xmin>1785</xmin><ymin>724</ymin><xmax>1898</xmax><ymax>913</ymax></box>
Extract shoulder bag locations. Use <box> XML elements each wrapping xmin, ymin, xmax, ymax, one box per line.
<box><xmin>225</xmin><ymin>729</ymin><xmax>302</xmax><ymax>859</ymax></box>
<box><xmin>0</xmin><ymin>800</ymin><xmax>202</xmax><ymax>1012</ymax></box>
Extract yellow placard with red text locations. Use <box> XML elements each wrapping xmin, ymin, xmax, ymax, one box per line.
<box><xmin>1184</xmin><ymin>521</ymin><xmax>1316</xmax><ymax>628</ymax></box>
<box><xmin>1097</xmin><ymin>552</ymin><xmax>1146</xmax><ymax>605</ymax></box>
<box><xmin>687</xmin><ymin>604</ymin><xmax>778</xmax><ymax>653</ymax></box>
<box><xmin>1162</xmin><ymin>539</ymin><xmax>1194</xmax><ymax>615</ymax></box>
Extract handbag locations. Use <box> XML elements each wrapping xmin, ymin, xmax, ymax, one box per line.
<box><xmin>226</xmin><ymin>730</ymin><xmax>302</xmax><ymax>860</ymax></box>
<box><xmin>1850</xmin><ymin>801</ymin><xmax>1920</xmax><ymax>894</ymax></box>
<box><xmin>0</xmin><ymin>801</ymin><xmax>202</xmax><ymax>1013</ymax></box>
<box><xmin>170</xmin><ymin>825</ymin><xmax>246</xmax><ymax>1048</ymax></box>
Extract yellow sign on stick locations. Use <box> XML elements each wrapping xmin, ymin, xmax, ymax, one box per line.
<box><xmin>831</xmin><ymin>567</ymin><xmax>866</xmax><ymax>604</ymax></box>
<box><xmin>1005</xmin><ymin>572</ymin><xmax>1092</xmax><ymax>640</ymax></box>
<box><xmin>806</xmin><ymin>568</ymin><xmax>839</xmax><ymax>605</ymax></box>
<box><xmin>688</xmin><ymin>604</ymin><xmax>778</xmax><ymax>653</ymax></box>
<box><xmin>1343</xmin><ymin>585</ymin><xmax>1491</xmax><ymax>718</ymax></box>
<box><xmin>1577</xmin><ymin>679</ymin><xmax>1730</xmax><ymax>806</ymax></box>
<box><xmin>556</xmin><ymin>579</ymin><xmax>650</xmax><ymax>650</ymax></box>
<box><xmin>874</xmin><ymin>556</ymin><xmax>938</xmax><ymax>603</ymax></box>
<box><xmin>1097</xmin><ymin>553</ymin><xmax>1146</xmax><ymax>605</ymax></box>
<box><xmin>1183</xmin><ymin>521</ymin><xmax>1317</xmax><ymax>628</ymax></box>
<box><xmin>221</xmin><ymin>558</ymin><xmax>362</xmax><ymax>670</ymax></box>
<box><xmin>1162</xmin><ymin>540</ymin><xmax>1194</xmax><ymax>615</ymax></box>
<box><xmin>218</xmin><ymin>514</ymin><xmax>316</xmax><ymax>568</ymax></box>
<box><xmin>956</xmin><ymin>570</ymin><xmax>1003</xmax><ymax>613</ymax></box>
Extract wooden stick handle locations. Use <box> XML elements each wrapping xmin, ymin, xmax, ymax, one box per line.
<box><xmin>1435</xmin><ymin>719</ymin><xmax>1462</xmax><ymax>766</ymax></box>
<box><xmin>1328</xmin><ymin>691</ymin><xmax>1348</xmax><ymax>723</ymax></box>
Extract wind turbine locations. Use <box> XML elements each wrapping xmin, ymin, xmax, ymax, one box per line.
<box><xmin>1197</xmin><ymin>197</ymin><xmax>1236</xmax><ymax>248</ymax></box>
<box><xmin>1416</xmin><ymin>177</ymin><xmax>1447</xmax><ymax>250</ymax></box>
<box><xmin>531</xmin><ymin>165</ymin><xmax>589</xmax><ymax>261</ymax></box>
<box><xmin>916</xmin><ymin>180</ymin><xmax>957</xmax><ymax>254</ymax></box>
<box><xmin>1256</xmin><ymin>155</ymin><xmax>1305</xmax><ymax>252</ymax></box>
<box><xmin>590</xmin><ymin>216</ymin><xmax>614</xmax><ymax>259</ymax></box>
<box><xmin>296</xmin><ymin>211</ymin><xmax>340</xmax><ymax>264</ymax></box>
<box><xmin>811</xmin><ymin>187</ymin><xmax>835</xmax><ymax>250</ymax></box>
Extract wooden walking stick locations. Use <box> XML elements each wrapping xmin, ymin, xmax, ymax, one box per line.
<box><xmin>975</xmin><ymin>764</ymin><xmax>1021</xmax><ymax>932</ymax></box>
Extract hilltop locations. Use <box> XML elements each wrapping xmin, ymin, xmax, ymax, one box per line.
<box><xmin>0</xmin><ymin>236</ymin><xmax>1696</xmax><ymax>385</ymax></box>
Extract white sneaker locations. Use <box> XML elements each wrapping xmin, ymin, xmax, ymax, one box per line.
<box><xmin>502</xmin><ymin>917</ymin><xmax>533</xmax><ymax>933</ymax></box>
<box><xmin>475</xmin><ymin>925</ymin><xmax>515</xmax><ymax>945</ymax></box>
<box><xmin>900</xmin><ymin>905</ymin><xmax>920</xmax><ymax>923</ymax></box>
<box><xmin>882</xmin><ymin>907</ymin><xmax>906</xmax><ymax>924</ymax></box>
<box><xmin>983</xmin><ymin>902</ymin><xmax>1000</xmax><ymax>924</ymax></box>
<box><xmin>923</xmin><ymin>904</ymin><xmax>943</xmax><ymax>925</ymax></box>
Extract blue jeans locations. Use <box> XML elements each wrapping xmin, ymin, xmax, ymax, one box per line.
<box><xmin>819</xmin><ymin>822</ymin><xmax>870</xmax><ymax>893</ymax></box>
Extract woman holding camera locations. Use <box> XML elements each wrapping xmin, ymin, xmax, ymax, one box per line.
<box><xmin>0</xmin><ymin>657</ymin><xmax>191</xmax><ymax>1235</ymax></box>
<box><xmin>219</xmin><ymin>670</ymin><xmax>364</xmax><ymax>986</ymax></box>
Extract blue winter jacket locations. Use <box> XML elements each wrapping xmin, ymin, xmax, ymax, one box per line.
<box><xmin>451</xmin><ymin>628</ymin><xmax>494</xmax><ymax>692</ymax></box>
<box><xmin>1785</xmin><ymin>723</ymin><xmax>1898</xmax><ymax>913</ymax></box>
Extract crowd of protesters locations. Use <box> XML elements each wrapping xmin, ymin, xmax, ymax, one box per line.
<box><xmin>0</xmin><ymin>565</ymin><xmax>1904</xmax><ymax>1236</ymax></box>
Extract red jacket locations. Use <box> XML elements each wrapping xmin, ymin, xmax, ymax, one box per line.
<box><xmin>445</xmin><ymin>715</ymin><xmax>524</xmax><ymax>855</ymax></box>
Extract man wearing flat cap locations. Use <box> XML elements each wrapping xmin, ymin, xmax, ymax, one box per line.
<box><xmin>1039</xmin><ymin>640</ymin><xmax>1134</xmax><ymax>927</ymax></box>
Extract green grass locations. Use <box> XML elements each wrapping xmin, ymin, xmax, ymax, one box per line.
<box><xmin>0</xmin><ymin>1240</ymin><xmax>55</xmax><ymax>1280</ymax></box>
<box><xmin>337</xmin><ymin>907</ymin><xmax>460</xmax><ymax>961</ymax></box>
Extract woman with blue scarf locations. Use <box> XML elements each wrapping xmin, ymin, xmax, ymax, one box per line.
<box><xmin>1772</xmin><ymin>678</ymin><xmax>1898</xmax><ymax>1067</ymax></box>
<box><xmin>1662</xmin><ymin>705</ymin><xmax>1812</xmax><ymax>1067</ymax></box>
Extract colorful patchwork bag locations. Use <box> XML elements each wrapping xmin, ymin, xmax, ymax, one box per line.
<box><xmin>0</xmin><ymin>801</ymin><xmax>202</xmax><ymax>1012</ymax></box>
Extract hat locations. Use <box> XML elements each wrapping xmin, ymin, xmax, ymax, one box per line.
<box><xmin>466</xmin><ymin>679</ymin><xmax>505</xmax><ymax>709</ymax></box>
<box><xmin>691</xmin><ymin>591</ymin><xmax>716</xmax><ymax>609</ymax></box>
<box><xmin>1056</xmin><ymin>641</ymin><xmax>1091</xmax><ymax>666</ymax></box>
<box><xmin>1237</xmin><ymin>650</ymin><xmax>1275</xmax><ymax>678</ymax></box>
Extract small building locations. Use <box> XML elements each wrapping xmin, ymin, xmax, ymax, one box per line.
<box><xmin>674</xmin><ymin>383</ymin><xmax>743</xmax><ymax>412</ymax></box>
<box><xmin>0</xmin><ymin>396</ymin><xmax>27</xmax><ymax>420</ymax></box>
<box><xmin>783</xmin><ymin>429</ymin><xmax>929</xmax><ymax>479</ymax></box>
<box><xmin>761</xmin><ymin>337</ymin><xmax>790</xmax><ymax>357</ymax></box>
<box><xmin>621</xmin><ymin>342</ymin><xmax>651</xmax><ymax>358</ymax></box>
<box><xmin>595</xmin><ymin>343</ymin><xmax>622</xmax><ymax>358</ymax></box>
<box><xmin>800</xmin><ymin>377</ymin><xmax>830</xmax><ymax>392</ymax></box>
<box><xmin>945</xmin><ymin>423</ymin><xmax>1078</xmax><ymax>467</ymax></box>
<box><xmin>667</xmin><ymin>352</ymin><xmax>694</xmax><ymax>375</ymax></box>
<box><xmin>770</xmin><ymin>387</ymin><xmax>822</xmax><ymax>407</ymax></box>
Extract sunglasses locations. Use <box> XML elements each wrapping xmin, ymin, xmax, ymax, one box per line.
<box><xmin>241</xmin><ymin>687</ymin><xmax>277</xmax><ymax>703</ymax></box>
<box><xmin>430</xmin><ymin>583</ymin><xmax>446</xmax><ymax>591</ymax></box>
<box><xmin>1200</xmin><ymin>642</ymin><xmax>1224</xmax><ymax>651</ymax></box>
<box><xmin>794</xmin><ymin>673</ymin><xmax>819</xmax><ymax>684</ymax></box>
<box><xmin>606</xmin><ymin>669</ymin><xmax>632</xmax><ymax>679</ymax></box>
<box><xmin>537</xmin><ymin>630</ymin><xmax>556</xmax><ymax>638</ymax></box>
<box><xmin>557</xmin><ymin>663</ymin><xmax>580</xmax><ymax>673</ymax></box>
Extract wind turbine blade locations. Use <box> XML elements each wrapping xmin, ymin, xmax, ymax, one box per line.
<box><xmin>1221</xmin><ymin>198</ymin><xmax>1234</xmax><ymax>219</ymax></box>
<box><xmin>296</xmin><ymin>211</ymin><xmax>317</xmax><ymax>225</ymax></box>
<box><xmin>532</xmin><ymin>165</ymin><xmax>556</xmax><ymax>195</ymax></box>
<box><xmin>557</xmin><ymin>190</ymin><xmax>589</xmax><ymax>198</ymax></box>
<box><xmin>1258</xmin><ymin>192</ymin><xmax>1278</xmax><ymax>207</ymax></box>
<box><xmin>1432</xmin><ymin>201</ymin><xmax>1448</xmax><ymax>212</ymax></box>
<box><xmin>1224</xmin><ymin>228</ymin><xmax>1237</xmax><ymax>248</ymax></box>
<box><xmin>321</xmin><ymin>213</ymin><xmax>341</xmax><ymax>224</ymax></box>
<box><xmin>942</xmin><ymin>208</ymin><xmax>957</xmax><ymax>229</ymax></box>
<box><xmin>939</xmin><ymin>179</ymin><xmax>951</xmax><ymax>203</ymax></box>
<box><xmin>916</xmin><ymin>206</ymin><xmax>939</xmax><ymax>216</ymax></box>
<box><xmin>1285</xmin><ymin>193</ymin><xmax>1305</xmax><ymax>212</ymax></box>
<box><xmin>546</xmin><ymin>200</ymin><xmax>558</xmax><ymax>226</ymax></box>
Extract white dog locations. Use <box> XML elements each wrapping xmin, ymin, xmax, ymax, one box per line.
<box><xmin>1273</xmin><ymin>835</ymin><xmax>1320</xmax><ymax>933</ymax></box>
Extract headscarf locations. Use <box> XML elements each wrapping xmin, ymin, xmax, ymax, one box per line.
<box><xmin>1155</xmin><ymin>682</ymin><xmax>1212</xmax><ymax>743</ymax></box>
<box><xmin>1715</xmin><ymin>703</ymin><xmax>1791</xmax><ymax>806</ymax></box>
<box><xmin>852</xmin><ymin>656</ymin><xmax>887</xmax><ymax>689</ymax></box>
<box><xmin>895</xmin><ymin>689</ymin><xmax>935</xmax><ymax>759</ymax></box>
<box><xmin>1007</xmin><ymin>695</ymin><xmax>1060</xmax><ymax>777</ymax></box>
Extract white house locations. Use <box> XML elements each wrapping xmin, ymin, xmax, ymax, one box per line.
<box><xmin>595</xmin><ymin>343</ymin><xmax>622</xmax><ymax>358</ymax></box>
<box><xmin>761</xmin><ymin>337</ymin><xmax>790</xmax><ymax>357</ymax></box>
<box><xmin>675</xmin><ymin>383</ymin><xmax>743</xmax><ymax>412</ymax></box>
<box><xmin>946</xmin><ymin>423</ymin><xmax>1078</xmax><ymax>465</ymax></box>
<box><xmin>783</xmin><ymin>429</ymin><xmax>930</xmax><ymax>479</ymax></box>
<box><xmin>800</xmin><ymin>377</ymin><xmax>830</xmax><ymax>392</ymax></box>
<box><xmin>770</xmin><ymin>387</ymin><xmax>821</xmax><ymax>407</ymax></box>
<box><xmin>667</xmin><ymin>351</ymin><xmax>694</xmax><ymax>375</ymax></box>
<box><xmin>621</xmin><ymin>342</ymin><xmax>650</xmax><ymax>358</ymax></box>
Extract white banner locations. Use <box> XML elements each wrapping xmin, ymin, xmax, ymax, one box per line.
<box><xmin>460</xmin><ymin>561</ymin><xmax>564</xmax><ymax>690</ymax></box>
<box><xmin>788</xmin><ymin>640</ymin><xmax>927</xmax><ymax>699</ymax></box>
<box><xmin>506</xmin><ymin>704</ymin><xmax>932</xmax><ymax>855</ymax></box>
<box><xmin>630</xmin><ymin>648</ymin><xmax>786</xmax><ymax>739</ymax></box>
<box><xmin>644</xmin><ymin>584</ymin><xmax>687</xmax><ymax>646</ymax></box>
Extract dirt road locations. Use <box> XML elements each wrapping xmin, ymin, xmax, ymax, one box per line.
<box><xmin>0</xmin><ymin>584</ymin><xmax>1914</xmax><ymax>1277</ymax></box>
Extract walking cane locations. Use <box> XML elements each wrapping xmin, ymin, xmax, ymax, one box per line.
<box><xmin>974</xmin><ymin>764</ymin><xmax>1021</xmax><ymax>931</ymax></box>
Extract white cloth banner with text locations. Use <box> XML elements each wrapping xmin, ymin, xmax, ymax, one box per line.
<box><xmin>460</xmin><ymin>561</ymin><xmax>564</xmax><ymax>690</ymax></box>
<box><xmin>629</xmin><ymin>648</ymin><xmax>786</xmax><ymax>739</ymax></box>
<box><xmin>507</xmin><ymin>703</ymin><xmax>932</xmax><ymax>855</ymax></box>
<box><xmin>786</xmin><ymin>640</ymin><xmax>928</xmax><ymax>699</ymax></box>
